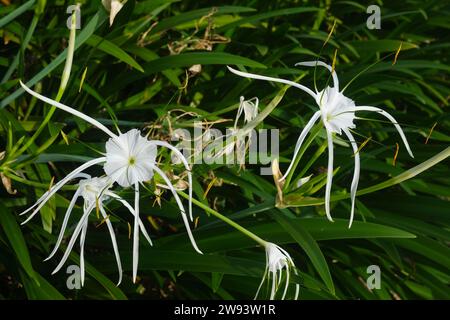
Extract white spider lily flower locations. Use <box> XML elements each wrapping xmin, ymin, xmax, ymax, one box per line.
<box><xmin>215</xmin><ymin>96</ymin><xmax>259</xmax><ymax>160</ymax></box>
<box><xmin>255</xmin><ymin>242</ymin><xmax>299</xmax><ymax>300</ymax></box>
<box><xmin>20</xmin><ymin>81</ymin><xmax>201</xmax><ymax>283</ymax></box>
<box><xmin>44</xmin><ymin>175</ymin><xmax>152</xmax><ymax>286</ymax></box>
<box><xmin>234</xmin><ymin>96</ymin><xmax>259</xmax><ymax>128</ymax></box>
<box><xmin>228</xmin><ymin>63</ymin><xmax>414</xmax><ymax>227</ymax></box>
<box><xmin>102</xmin><ymin>129</ymin><xmax>201</xmax><ymax>282</ymax></box>
<box><xmin>52</xmin><ymin>176</ymin><xmax>118</xmax><ymax>286</ymax></box>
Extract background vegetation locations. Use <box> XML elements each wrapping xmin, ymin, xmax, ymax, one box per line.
<box><xmin>0</xmin><ymin>0</ymin><xmax>449</xmax><ymax>299</ymax></box>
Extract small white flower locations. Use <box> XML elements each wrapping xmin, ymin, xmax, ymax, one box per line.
<box><xmin>256</xmin><ymin>242</ymin><xmax>299</xmax><ymax>300</ymax></box>
<box><xmin>214</xmin><ymin>96</ymin><xmax>259</xmax><ymax>160</ymax></box>
<box><xmin>234</xmin><ymin>96</ymin><xmax>259</xmax><ymax>128</ymax></box>
<box><xmin>22</xmin><ymin>174</ymin><xmax>154</xmax><ymax>286</ymax></box>
<box><xmin>43</xmin><ymin>176</ymin><xmax>152</xmax><ymax>286</ymax></box>
<box><xmin>20</xmin><ymin>81</ymin><xmax>202</xmax><ymax>283</ymax></box>
<box><xmin>228</xmin><ymin>62</ymin><xmax>414</xmax><ymax>227</ymax></box>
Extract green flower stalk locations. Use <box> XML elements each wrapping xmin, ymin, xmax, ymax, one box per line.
<box><xmin>14</xmin><ymin>4</ymin><xmax>79</xmax><ymax>158</ymax></box>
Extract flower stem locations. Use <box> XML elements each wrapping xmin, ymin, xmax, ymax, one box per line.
<box><xmin>178</xmin><ymin>190</ymin><xmax>267</xmax><ymax>247</ymax></box>
<box><xmin>13</xmin><ymin>7</ymin><xmax>78</xmax><ymax>158</ymax></box>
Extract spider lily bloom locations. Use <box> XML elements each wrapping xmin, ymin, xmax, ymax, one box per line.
<box><xmin>214</xmin><ymin>96</ymin><xmax>259</xmax><ymax>162</ymax></box>
<box><xmin>45</xmin><ymin>176</ymin><xmax>152</xmax><ymax>286</ymax></box>
<box><xmin>256</xmin><ymin>242</ymin><xmax>299</xmax><ymax>300</ymax></box>
<box><xmin>235</xmin><ymin>96</ymin><xmax>259</xmax><ymax>126</ymax></box>
<box><xmin>19</xmin><ymin>81</ymin><xmax>202</xmax><ymax>283</ymax></box>
<box><xmin>228</xmin><ymin>63</ymin><xmax>414</xmax><ymax>227</ymax></box>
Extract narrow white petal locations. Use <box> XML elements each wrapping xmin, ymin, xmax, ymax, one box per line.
<box><xmin>293</xmin><ymin>268</ymin><xmax>300</xmax><ymax>300</ymax></box>
<box><xmin>277</xmin><ymin>267</ymin><xmax>283</xmax><ymax>287</ymax></box>
<box><xmin>138</xmin><ymin>220</ymin><xmax>153</xmax><ymax>247</ymax></box>
<box><xmin>19</xmin><ymin>193</ymin><xmax>47</xmax><ymax>216</ymax></box>
<box><xmin>20</xmin><ymin>81</ymin><xmax>118</xmax><ymax>139</ymax></box>
<box><xmin>132</xmin><ymin>183</ymin><xmax>140</xmax><ymax>283</ymax></box>
<box><xmin>45</xmin><ymin>188</ymin><xmax>82</xmax><ymax>261</ymax></box>
<box><xmin>281</xmin><ymin>264</ymin><xmax>290</xmax><ymax>300</ymax></box>
<box><xmin>227</xmin><ymin>66</ymin><xmax>317</xmax><ymax>99</ymax></box>
<box><xmin>280</xmin><ymin>111</ymin><xmax>321</xmax><ymax>181</ymax></box>
<box><xmin>352</xmin><ymin>106</ymin><xmax>414</xmax><ymax>158</ymax></box>
<box><xmin>270</xmin><ymin>270</ymin><xmax>277</xmax><ymax>300</ymax></box>
<box><xmin>52</xmin><ymin>203</ymin><xmax>94</xmax><ymax>275</ymax></box>
<box><xmin>21</xmin><ymin>158</ymin><xmax>106</xmax><ymax>225</ymax></box>
<box><xmin>342</xmin><ymin>128</ymin><xmax>360</xmax><ymax>228</ymax></box>
<box><xmin>255</xmin><ymin>247</ymin><xmax>270</xmax><ymax>300</ymax></box>
<box><xmin>150</xmin><ymin>141</ymin><xmax>194</xmax><ymax>222</ymax></box>
<box><xmin>106</xmin><ymin>192</ymin><xmax>153</xmax><ymax>247</ymax></box>
<box><xmin>122</xmin><ymin>198</ymin><xmax>153</xmax><ymax>247</ymax></box>
<box><xmin>278</xmin><ymin>246</ymin><xmax>297</xmax><ymax>300</ymax></box>
<box><xmin>99</xmin><ymin>206</ymin><xmax>123</xmax><ymax>286</ymax></box>
<box><xmin>20</xmin><ymin>172</ymin><xmax>90</xmax><ymax>217</ymax></box>
<box><xmin>254</xmin><ymin>267</ymin><xmax>269</xmax><ymax>300</ymax></box>
<box><xmin>295</xmin><ymin>61</ymin><xmax>339</xmax><ymax>91</ymax></box>
<box><xmin>79</xmin><ymin>220</ymin><xmax>88</xmax><ymax>287</ymax></box>
<box><xmin>277</xmin><ymin>246</ymin><xmax>295</xmax><ymax>266</ymax></box>
<box><xmin>234</xmin><ymin>96</ymin><xmax>245</xmax><ymax>129</ymax></box>
<box><xmin>149</xmin><ymin>164</ymin><xmax>203</xmax><ymax>255</ymax></box>
<box><xmin>324</xmin><ymin>126</ymin><xmax>334</xmax><ymax>222</ymax></box>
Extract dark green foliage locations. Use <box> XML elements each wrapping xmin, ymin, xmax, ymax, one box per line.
<box><xmin>0</xmin><ymin>0</ymin><xmax>448</xmax><ymax>300</ymax></box>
